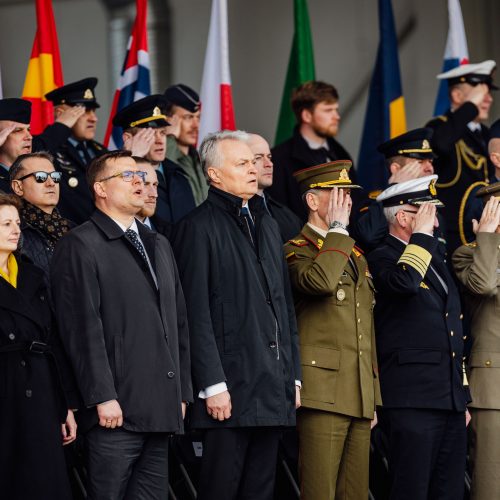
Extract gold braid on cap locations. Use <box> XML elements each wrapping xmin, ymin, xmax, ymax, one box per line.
<box><xmin>309</xmin><ymin>179</ymin><xmax>352</xmax><ymax>188</ymax></box>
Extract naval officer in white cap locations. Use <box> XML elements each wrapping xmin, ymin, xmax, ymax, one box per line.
<box><xmin>426</xmin><ymin>60</ymin><xmax>497</xmax><ymax>252</ymax></box>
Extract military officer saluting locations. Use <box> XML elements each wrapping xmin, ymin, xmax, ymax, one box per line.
<box><xmin>426</xmin><ymin>60</ymin><xmax>497</xmax><ymax>252</ymax></box>
<box><xmin>284</xmin><ymin>160</ymin><xmax>381</xmax><ymax>500</ymax></box>
<box><xmin>367</xmin><ymin>176</ymin><xmax>470</xmax><ymax>500</ymax></box>
<box><xmin>44</xmin><ymin>77</ymin><xmax>107</xmax><ymax>224</ymax></box>
<box><xmin>453</xmin><ymin>184</ymin><xmax>500</xmax><ymax>500</ymax></box>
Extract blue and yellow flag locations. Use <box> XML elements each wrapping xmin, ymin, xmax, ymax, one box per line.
<box><xmin>357</xmin><ymin>0</ymin><xmax>406</xmax><ymax>192</ymax></box>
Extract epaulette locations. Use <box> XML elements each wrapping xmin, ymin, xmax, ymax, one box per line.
<box><xmin>368</xmin><ymin>190</ymin><xmax>382</xmax><ymax>200</ymax></box>
<box><xmin>435</xmin><ymin>115</ymin><xmax>448</xmax><ymax>123</ymax></box>
<box><xmin>466</xmin><ymin>241</ymin><xmax>477</xmax><ymax>248</ymax></box>
<box><xmin>353</xmin><ymin>245</ymin><xmax>364</xmax><ymax>257</ymax></box>
<box><xmin>285</xmin><ymin>251</ymin><xmax>296</xmax><ymax>260</ymax></box>
<box><xmin>288</xmin><ymin>239</ymin><xmax>308</xmax><ymax>247</ymax></box>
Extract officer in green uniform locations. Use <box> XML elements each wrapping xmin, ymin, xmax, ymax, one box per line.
<box><xmin>284</xmin><ymin>160</ymin><xmax>381</xmax><ymax>500</ymax></box>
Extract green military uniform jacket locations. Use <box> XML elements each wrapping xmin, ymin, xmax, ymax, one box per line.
<box><xmin>285</xmin><ymin>224</ymin><xmax>381</xmax><ymax>419</ymax></box>
<box><xmin>453</xmin><ymin>232</ymin><xmax>500</xmax><ymax>409</ymax></box>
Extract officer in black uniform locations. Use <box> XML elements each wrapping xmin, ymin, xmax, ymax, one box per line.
<box><xmin>367</xmin><ymin>176</ymin><xmax>471</xmax><ymax>500</ymax></box>
<box><xmin>426</xmin><ymin>60</ymin><xmax>497</xmax><ymax>252</ymax></box>
<box><xmin>112</xmin><ymin>95</ymin><xmax>195</xmax><ymax>224</ymax></box>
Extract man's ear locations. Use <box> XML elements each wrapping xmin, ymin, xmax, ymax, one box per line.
<box><xmin>206</xmin><ymin>166</ymin><xmax>221</xmax><ymax>184</ymax></box>
<box><xmin>305</xmin><ymin>191</ymin><xmax>318</xmax><ymax>212</ymax></box>
<box><xmin>122</xmin><ymin>131</ymin><xmax>133</xmax><ymax>142</ymax></box>
<box><xmin>53</xmin><ymin>105</ymin><xmax>64</xmax><ymax>119</ymax></box>
<box><xmin>301</xmin><ymin>108</ymin><xmax>313</xmax><ymax>125</ymax></box>
<box><xmin>10</xmin><ymin>180</ymin><xmax>23</xmax><ymax>197</ymax></box>
<box><xmin>449</xmin><ymin>85</ymin><xmax>464</xmax><ymax>107</ymax></box>
<box><xmin>389</xmin><ymin>162</ymin><xmax>401</xmax><ymax>175</ymax></box>
<box><xmin>93</xmin><ymin>181</ymin><xmax>106</xmax><ymax>200</ymax></box>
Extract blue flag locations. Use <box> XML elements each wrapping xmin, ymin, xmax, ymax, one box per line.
<box><xmin>357</xmin><ymin>0</ymin><xmax>407</xmax><ymax>192</ymax></box>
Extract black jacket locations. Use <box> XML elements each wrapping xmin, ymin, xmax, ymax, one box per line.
<box><xmin>269</xmin><ymin>126</ymin><xmax>357</xmax><ymax>221</ymax></box>
<box><xmin>172</xmin><ymin>187</ymin><xmax>301</xmax><ymax>429</ymax></box>
<box><xmin>0</xmin><ymin>260</ymin><xmax>76</xmax><ymax>499</ymax></box>
<box><xmin>51</xmin><ymin>209</ymin><xmax>192</xmax><ymax>433</ymax></box>
<box><xmin>426</xmin><ymin>103</ymin><xmax>493</xmax><ymax>251</ymax></box>
<box><xmin>264</xmin><ymin>193</ymin><xmax>302</xmax><ymax>243</ymax></box>
<box><xmin>367</xmin><ymin>233</ymin><xmax>470</xmax><ymax>411</ymax></box>
<box><xmin>0</xmin><ymin>164</ymin><xmax>10</xmax><ymax>193</ymax></box>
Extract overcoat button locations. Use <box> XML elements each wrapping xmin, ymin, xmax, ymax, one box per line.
<box><xmin>8</xmin><ymin>333</ymin><xmax>15</xmax><ymax>340</ymax></box>
<box><xmin>21</xmin><ymin>360</ymin><xmax>26</xmax><ymax>367</ymax></box>
<box><xmin>167</xmin><ymin>371</ymin><xmax>175</xmax><ymax>378</ymax></box>
<box><xmin>269</xmin><ymin>341</ymin><xmax>277</xmax><ymax>348</ymax></box>
<box><xmin>26</xmin><ymin>389</ymin><xmax>32</xmax><ymax>398</ymax></box>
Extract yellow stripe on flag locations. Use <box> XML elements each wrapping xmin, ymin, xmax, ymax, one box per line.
<box><xmin>22</xmin><ymin>53</ymin><xmax>57</xmax><ymax>100</ymax></box>
<box><xmin>389</xmin><ymin>96</ymin><xmax>407</xmax><ymax>138</ymax></box>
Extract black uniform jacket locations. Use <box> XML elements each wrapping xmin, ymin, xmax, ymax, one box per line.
<box><xmin>0</xmin><ymin>165</ymin><xmax>10</xmax><ymax>193</ymax></box>
<box><xmin>172</xmin><ymin>186</ymin><xmax>301</xmax><ymax>429</ymax></box>
<box><xmin>264</xmin><ymin>193</ymin><xmax>302</xmax><ymax>243</ymax></box>
<box><xmin>426</xmin><ymin>102</ymin><xmax>493</xmax><ymax>250</ymax></box>
<box><xmin>53</xmin><ymin>139</ymin><xmax>107</xmax><ymax>225</ymax></box>
<box><xmin>367</xmin><ymin>233</ymin><xmax>470</xmax><ymax>411</ymax></box>
<box><xmin>51</xmin><ymin>209</ymin><xmax>192</xmax><ymax>433</ymax></box>
<box><xmin>269</xmin><ymin>126</ymin><xmax>357</xmax><ymax>222</ymax></box>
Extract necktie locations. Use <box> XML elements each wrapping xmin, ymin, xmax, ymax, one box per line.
<box><xmin>240</xmin><ymin>206</ymin><xmax>256</xmax><ymax>246</ymax></box>
<box><xmin>125</xmin><ymin>229</ymin><xmax>149</xmax><ymax>264</ymax></box>
<box><xmin>76</xmin><ymin>142</ymin><xmax>92</xmax><ymax>164</ymax></box>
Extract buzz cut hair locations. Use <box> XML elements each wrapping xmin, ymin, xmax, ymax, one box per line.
<box><xmin>199</xmin><ymin>130</ymin><xmax>249</xmax><ymax>176</ymax></box>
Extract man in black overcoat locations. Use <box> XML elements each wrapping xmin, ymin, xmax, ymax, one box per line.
<box><xmin>51</xmin><ymin>150</ymin><xmax>192</xmax><ymax>499</ymax></box>
<box><xmin>172</xmin><ymin>130</ymin><xmax>301</xmax><ymax>500</ymax></box>
<box><xmin>367</xmin><ymin>176</ymin><xmax>471</xmax><ymax>500</ymax></box>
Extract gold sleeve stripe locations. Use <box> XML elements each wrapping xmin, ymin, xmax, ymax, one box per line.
<box><xmin>397</xmin><ymin>244</ymin><xmax>432</xmax><ymax>278</ymax></box>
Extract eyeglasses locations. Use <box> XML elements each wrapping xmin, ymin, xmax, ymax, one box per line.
<box><xmin>98</xmin><ymin>170</ymin><xmax>147</xmax><ymax>183</ymax></box>
<box><xmin>17</xmin><ymin>171</ymin><xmax>62</xmax><ymax>183</ymax></box>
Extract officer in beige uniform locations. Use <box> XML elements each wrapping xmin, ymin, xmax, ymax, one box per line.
<box><xmin>453</xmin><ymin>184</ymin><xmax>500</xmax><ymax>500</ymax></box>
<box><xmin>284</xmin><ymin>160</ymin><xmax>381</xmax><ymax>500</ymax></box>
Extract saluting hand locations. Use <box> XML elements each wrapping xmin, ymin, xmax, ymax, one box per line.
<box><xmin>97</xmin><ymin>399</ymin><xmax>123</xmax><ymax>429</ymax></box>
<box><xmin>473</xmin><ymin>196</ymin><xmax>500</xmax><ymax>234</ymax></box>
<box><xmin>124</xmin><ymin>127</ymin><xmax>156</xmax><ymax>157</ymax></box>
<box><xmin>465</xmin><ymin>83</ymin><xmax>490</xmax><ymax>107</ymax></box>
<box><xmin>55</xmin><ymin>105</ymin><xmax>86</xmax><ymax>128</ymax></box>
<box><xmin>206</xmin><ymin>390</ymin><xmax>232</xmax><ymax>421</ymax></box>
<box><xmin>326</xmin><ymin>187</ymin><xmax>351</xmax><ymax>228</ymax></box>
<box><xmin>0</xmin><ymin>123</ymin><xmax>16</xmax><ymax>148</ymax></box>
<box><xmin>411</xmin><ymin>203</ymin><xmax>437</xmax><ymax>235</ymax></box>
<box><xmin>388</xmin><ymin>160</ymin><xmax>422</xmax><ymax>184</ymax></box>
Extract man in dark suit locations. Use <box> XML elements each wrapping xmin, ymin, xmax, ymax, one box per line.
<box><xmin>269</xmin><ymin>81</ymin><xmax>358</xmax><ymax>221</ymax></box>
<box><xmin>44</xmin><ymin>77</ymin><xmax>108</xmax><ymax>225</ymax></box>
<box><xmin>51</xmin><ymin>150</ymin><xmax>192</xmax><ymax>499</ymax></box>
<box><xmin>172</xmin><ymin>130</ymin><xmax>301</xmax><ymax>500</ymax></box>
<box><xmin>367</xmin><ymin>176</ymin><xmax>470</xmax><ymax>500</ymax></box>
<box><xmin>113</xmin><ymin>94</ymin><xmax>196</xmax><ymax>224</ymax></box>
<box><xmin>247</xmin><ymin>133</ymin><xmax>301</xmax><ymax>242</ymax></box>
<box><xmin>426</xmin><ymin>60</ymin><xmax>496</xmax><ymax>252</ymax></box>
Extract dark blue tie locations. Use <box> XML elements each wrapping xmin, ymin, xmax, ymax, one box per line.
<box><xmin>126</xmin><ymin>229</ymin><xmax>148</xmax><ymax>264</ymax></box>
<box><xmin>240</xmin><ymin>206</ymin><xmax>256</xmax><ymax>246</ymax></box>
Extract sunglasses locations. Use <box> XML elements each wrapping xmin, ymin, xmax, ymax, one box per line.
<box><xmin>98</xmin><ymin>170</ymin><xmax>147</xmax><ymax>183</ymax></box>
<box><xmin>17</xmin><ymin>171</ymin><xmax>63</xmax><ymax>183</ymax></box>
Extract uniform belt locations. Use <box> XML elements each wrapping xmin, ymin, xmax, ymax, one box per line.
<box><xmin>0</xmin><ymin>341</ymin><xmax>51</xmax><ymax>354</ymax></box>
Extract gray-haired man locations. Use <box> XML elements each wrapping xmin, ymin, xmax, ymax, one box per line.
<box><xmin>172</xmin><ymin>130</ymin><xmax>301</xmax><ymax>500</ymax></box>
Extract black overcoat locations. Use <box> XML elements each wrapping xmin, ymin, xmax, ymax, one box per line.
<box><xmin>51</xmin><ymin>209</ymin><xmax>192</xmax><ymax>433</ymax></box>
<box><xmin>0</xmin><ymin>260</ymin><xmax>74</xmax><ymax>499</ymax></box>
<box><xmin>172</xmin><ymin>187</ymin><xmax>301</xmax><ymax>429</ymax></box>
<box><xmin>367</xmin><ymin>233</ymin><xmax>470</xmax><ymax>411</ymax></box>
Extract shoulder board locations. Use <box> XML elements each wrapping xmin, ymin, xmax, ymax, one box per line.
<box><xmin>435</xmin><ymin>115</ymin><xmax>448</xmax><ymax>123</ymax></box>
<box><xmin>288</xmin><ymin>239</ymin><xmax>308</xmax><ymax>247</ymax></box>
<box><xmin>368</xmin><ymin>190</ymin><xmax>382</xmax><ymax>200</ymax></box>
<box><xmin>353</xmin><ymin>245</ymin><xmax>364</xmax><ymax>257</ymax></box>
<box><xmin>285</xmin><ymin>251</ymin><xmax>296</xmax><ymax>260</ymax></box>
<box><xmin>466</xmin><ymin>241</ymin><xmax>477</xmax><ymax>248</ymax></box>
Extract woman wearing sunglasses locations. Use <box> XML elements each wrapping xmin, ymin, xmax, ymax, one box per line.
<box><xmin>10</xmin><ymin>151</ymin><xmax>73</xmax><ymax>286</ymax></box>
<box><xmin>0</xmin><ymin>192</ymin><xmax>78</xmax><ymax>499</ymax></box>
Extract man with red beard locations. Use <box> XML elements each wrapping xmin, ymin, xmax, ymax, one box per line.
<box><xmin>269</xmin><ymin>81</ymin><xmax>358</xmax><ymax>222</ymax></box>
<box><xmin>113</xmin><ymin>95</ymin><xmax>195</xmax><ymax>224</ymax></box>
<box><xmin>164</xmin><ymin>84</ymin><xmax>208</xmax><ymax>206</ymax></box>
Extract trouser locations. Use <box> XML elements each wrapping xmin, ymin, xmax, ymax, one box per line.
<box><xmin>85</xmin><ymin>426</ymin><xmax>169</xmax><ymax>500</ymax></box>
<box><xmin>469</xmin><ymin>408</ymin><xmax>500</xmax><ymax>500</ymax></box>
<box><xmin>379</xmin><ymin>407</ymin><xmax>466</xmax><ymax>500</ymax></box>
<box><xmin>197</xmin><ymin>426</ymin><xmax>281</xmax><ymax>500</ymax></box>
<box><xmin>297</xmin><ymin>408</ymin><xmax>371</xmax><ymax>500</ymax></box>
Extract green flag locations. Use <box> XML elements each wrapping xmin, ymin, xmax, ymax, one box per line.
<box><xmin>274</xmin><ymin>0</ymin><xmax>316</xmax><ymax>145</ymax></box>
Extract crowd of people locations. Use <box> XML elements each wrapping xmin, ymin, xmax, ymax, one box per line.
<box><xmin>0</xmin><ymin>57</ymin><xmax>499</xmax><ymax>500</ymax></box>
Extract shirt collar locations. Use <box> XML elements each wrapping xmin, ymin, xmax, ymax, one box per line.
<box><xmin>307</xmin><ymin>222</ymin><xmax>328</xmax><ymax>238</ymax></box>
<box><xmin>111</xmin><ymin>217</ymin><xmax>139</xmax><ymax>234</ymax></box>
<box><xmin>303</xmin><ymin>135</ymin><xmax>328</xmax><ymax>150</ymax></box>
<box><xmin>467</xmin><ymin>122</ymin><xmax>481</xmax><ymax>133</ymax></box>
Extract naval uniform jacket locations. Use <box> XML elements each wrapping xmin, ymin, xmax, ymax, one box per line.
<box><xmin>53</xmin><ymin>139</ymin><xmax>107</xmax><ymax>225</ymax></box>
<box><xmin>50</xmin><ymin>209</ymin><xmax>192</xmax><ymax>433</ymax></box>
<box><xmin>426</xmin><ymin>103</ymin><xmax>493</xmax><ymax>250</ymax></box>
<box><xmin>367</xmin><ymin>233</ymin><xmax>470</xmax><ymax>411</ymax></box>
<box><xmin>284</xmin><ymin>224</ymin><xmax>381</xmax><ymax>419</ymax></box>
<box><xmin>172</xmin><ymin>186</ymin><xmax>301</xmax><ymax>429</ymax></box>
<box><xmin>453</xmin><ymin>233</ymin><xmax>500</xmax><ymax>409</ymax></box>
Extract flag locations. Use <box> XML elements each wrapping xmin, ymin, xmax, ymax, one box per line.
<box><xmin>198</xmin><ymin>0</ymin><xmax>235</xmax><ymax>144</ymax></box>
<box><xmin>104</xmin><ymin>0</ymin><xmax>151</xmax><ymax>150</ymax></box>
<box><xmin>433</xmin><ymin>0</ymin><xmax>469</xmax><ymax>116</ymax></box>
<box><xmin>21</xmin><ymin>0</ymin><xmax>63</xmax><ymax>135</ymax></box>
<box><xmin>357</xmin><ymin>0</ymin><xmax>407</xmax><ymax>192</ymax></box>
<box><xmin>274</xmin><ymin>0</ymin><xmax>315</xmax><ymax>146</ymax></box>
<box><xmin>0</xmin><ymin>65</ymin><xmax>3</xmax><ymax>99</ymax></box>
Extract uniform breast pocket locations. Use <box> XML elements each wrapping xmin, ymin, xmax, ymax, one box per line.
<box><xmin>300</xmin><ymin>345</ymin><xmax>341</xmax><ymax>404</ymax></box>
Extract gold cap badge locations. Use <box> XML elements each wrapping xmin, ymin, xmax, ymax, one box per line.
<box><xmin>83</xmin><ymin>89</ymin><xmax>94</xmax><ymax>99</ymax></box>
<box><xmin>153</xmin><ymin>106</ymin><xmax>161</xmax><ymax>117</ymax></box>
<box><xmin>422</xmin><ymin>139</ymin><xmax>430</xmax><ymax>150</ymax></box>
<box><xmin>339</xmin><ymin>168</ymin><xmax>349</xmax><ymax>181</ymax></box>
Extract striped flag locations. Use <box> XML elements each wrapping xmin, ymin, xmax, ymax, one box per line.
<box><xmin>433</xmin><ymin>0</ymin><xmax>469</xmax><ymax>116</ymax></box>
<box><xmin>198</xmin><ymin>0</ymin><xmax>235</xmax><ymax>144</ymax></box>
<box><xmin>357</xmin><ymin>0</ymin><xmax>407</xmax><ymax>192</ymax></box>
<box><xmin>21</xmin><ymin>0</ymin><xmax>63</xmax><ymax>135</ymax></box>
<box><xmin>104</xmin><ymin>0</ymin><xmax>151</xmax><ymax>150</ymax></box>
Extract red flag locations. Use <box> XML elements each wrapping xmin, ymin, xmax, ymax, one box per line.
<box><xmin>22</xmin><ymin>0</ymin><xmax>64</xmax><ymax>134</ymax></box>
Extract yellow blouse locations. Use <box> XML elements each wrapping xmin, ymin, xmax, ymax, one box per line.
<box><xmin>0</xmin><ymin>253</ymin><xmax>18</xmax><ymax>288</ymax></box>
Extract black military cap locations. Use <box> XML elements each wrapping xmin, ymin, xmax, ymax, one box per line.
<box><xmin>45</xmin><ymin>77</ymin><xmax>100</xmax><ymax>108</ymax></box>
<box><xmin>490</xmin><ymin>119</ymin><xmax>500</xmax><ymax>139</ymax></box>
<box><xmin>377</xmin><ymin>128</ymin><xmax>436</xmax><ymax>160</ymax></box>
<box><xmin>0</xmin><ymin>98</ymin><xmax>31</xmax><ymax>123</ymax></box>
<box><xmin>437</xmin><ymin>60</ymin><xmax>498</xmax><ymax>90</ymax></box>
<box><xmin>164</xmin><ymin>84</ymin><xmax>200</xmax><ymax>113</ymax></box>
<box><xmin>112</xmin><ymin>95</ymin><xmax>170</xmax><ymax>129</ymax></box>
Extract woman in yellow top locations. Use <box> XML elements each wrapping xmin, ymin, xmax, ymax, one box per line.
<box><xmin>0</xmin><ymin>193</ymin><xmax>78</xmax><ymax>499</ymax></box>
